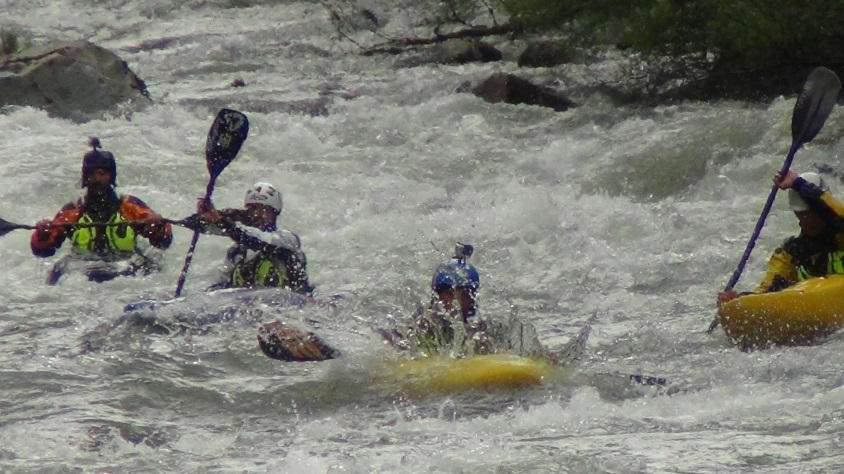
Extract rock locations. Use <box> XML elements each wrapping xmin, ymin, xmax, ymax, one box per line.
<box><xmin>179</xmin><ymin>96</ymin><xmax>332</xmax><ymax>117</ymax></box>
<box><xmin>0</xmin><ymin>40</ymin><xmax>149</xmax><ymax>122</ymax></box>
<box><xmin>359</xmin><ymin>8</ymin><xmax>380</xmax><ymax>30</ymax></box>
<box><xmin>435</xmin><ymin>39</ymin><xmax>502</xmax><ymax>65</ymax></box>
<box><xmin>518</xmin><ymin>40</ymin><xmax>575</xmax><ymax>68</ymax></box>
<box><xmin>395</xmin><ymin>39</ymin><xmax>503</xmax><ymax>68</ymax></box>
<box><xmin>329</xmin><ymin>6</ymin><xmax>381</xmax><ymax>32</ymax></box>
<box><xmin>471</xmin><ymin>73</ymin><xmax>575</xmax><ymax>111</ymax></box>
<box><xmin>1</xmin><ymin>31</ymin><xmax>18</xmax><ymax>56</ymax></box>
<box><xmin>122</xmin><ymin>36</ymin><xmax>179</xmax><ymax>54</ymax></box>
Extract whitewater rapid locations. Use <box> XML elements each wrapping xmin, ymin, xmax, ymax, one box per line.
<box><xmin>2</xmin><ymin>0</ymin><xmax>844</xmax><ymax>472</ymax></box>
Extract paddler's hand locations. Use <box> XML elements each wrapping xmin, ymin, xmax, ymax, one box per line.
<box><xmin>35</xmin><ymin>219</ymin><xmax>54</xmax><ymax>241</ymax></box>
<box><xmin>197</xmin><ymin>197</ymin><xmax>215</xmax><ymax>214</ymax></box>
<box><xmin>774</xmin><ymin>170</ymin><xmax>798</xmax><ymax>190</ymax></box>
<box><xmin>717</xmin><ymin>290</ymin><xmax>738</xmax><ymax>307</ymax></box>
<box><xmin>199</xmin><ymin>209</ymin><xmax>223</xmax><ymax>225</ymax></box>
<box><xmin>196</xmin><ymin>197</ymin><xmax>222</xmax><ymax>224</ymax></box>
<box><xmin>137</xmin><ymin>214</ymin><xmax>168</xmax><ymax>238</ymax></box>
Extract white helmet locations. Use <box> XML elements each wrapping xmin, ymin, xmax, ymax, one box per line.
<box><xmin>788</xmin><ymin>172</ymin><xmax>825</xmax><ymax>212</ymax></box>
<box><xmin>244</xmin><ymin>182</ymin><xmax>283</xmax><ymax>213</ymax></box>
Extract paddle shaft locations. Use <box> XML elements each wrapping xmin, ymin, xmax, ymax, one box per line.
<box><xmin>3</xmin><ymin>217</ymin><xmax>187</xmax><ymax>232</ymax></box>
<box><xmin>174</xmin><ymin>177</ymin><xmax>217</xmax><ymax>298</ymax></box>
<box><xmin>707</xmin><ymin>142</ymin><xmax>802</xmax><ymax>334</ymax></box>
<box><xmin>725</xmin><ymin>140</ymin><xmax>801</xmax><ymax>291</ymax></box>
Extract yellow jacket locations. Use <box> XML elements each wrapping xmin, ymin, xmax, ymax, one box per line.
<box><xmin>756</xmin><ymin>181</ymin><xmax>844</xmax><ymax>293</ymax></box>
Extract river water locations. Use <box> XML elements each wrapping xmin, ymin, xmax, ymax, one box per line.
<box><xmin>2</xmin><ymin>1</ymin><xmax>844</xmax><ymax>472</ymax></box>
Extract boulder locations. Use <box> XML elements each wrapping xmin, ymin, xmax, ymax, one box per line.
<box><xmin>518</xmin><ymin>40</ymin><xmax>575</xmax><ymax>68</ymax></box>
<box><xmin>435</xmin><ymin>39</ymin><xmax>502</xmax><ymax>65</ymax></box>
<box><xmin>1</xmin><ymin>31</ymin><xmax>19</xmax><ymax>56</ymax></box>
<box><xmin>471</xmin><ymin>73</ymin><xmax>574</xmax><ymax>111</ymax></box>
<box><xmin>395</xmin><ymin>39</ymin><xmax>502</xmax><ymax>68</ymax></box>
<box><xmin>328</xmin><ymin>6</ymin><xmax>380</xmax><ymax>32</ymax></box>
<box><xmin>0</xmin><ymin>40</ymin><xmax>149</xmax><ymax>122</ymax></box>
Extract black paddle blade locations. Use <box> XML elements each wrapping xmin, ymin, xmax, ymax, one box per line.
<box><xmin>0</xmin><ymin>216</ymin><xmax>34</xmax><ymax>237</ymax></box>
<box><xmin>257</xmin><ymin>321</ymin><xmax>340</xmax><ymax>362</ymax></box>
<box><xmin>792</xmin><ymin>67</ymin><xmax>841</xmax><ymax>145</ymax></box>
<box><xmin>206</xmin><ymin>109</ymin><xmax>249</xmax><ymax>178</ymax></box>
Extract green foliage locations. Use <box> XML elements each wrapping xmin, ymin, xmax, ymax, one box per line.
<box><xmin>495</xmin><ymin>0</ymin><xmax>580</xmax><ymax>29</ymax></box>
<box><xmin>495</xmin><ymin>0</ymin><xmax>844</xmax><ymax>71</ymax></box>
<box><xmin>437</xmin><ymin>0</ymin><xmax>482</xmax><ymax>22</ymax></box>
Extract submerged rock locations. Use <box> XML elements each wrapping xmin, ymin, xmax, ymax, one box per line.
<box><xmin>0</xmin><ymin>40</ymin><xmax>150</xmax><ymax>122</ymax></box>
<box><xmin>436</xmin><ymin>39</ymin><xmax>502</xmax><ymax>65</ymax></box>
<box><xmin>470</xmin><ymin>73</ymin><xmax>575</xmax><ymax>111</ymax></box>
<box><xmin>179</xmin><ymin>96</ymin><xmax>331</xmax><ymax>116</ymax></box>
<box><xmin>518</xmin><ymin>40</ymin><xmax>576</xmax><ymax>68</ymax></box>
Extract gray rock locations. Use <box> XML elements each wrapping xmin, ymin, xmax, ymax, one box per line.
<box><xmin>471</xmin><ymin>73</ymin><xmax>575</xmax><ymax>111</ymax></box>
<box><xmin>0</xmin><ymin>31</ymin><xmax>19</xmax><ymax>56</ymax></box>
<box><xmin>179</xmin><ymin>96</ymin><xmax>331</xmax><ymax>117</ymax></box>
<box><xmin>518</xmin><ymin>40</ymin><xmax>575</xmax><ymax>68</ymax></box>
<box><xmin>435</xmin><ymin>39</ymin><xmax>502</xmax><ymax>65</ymax></box>
<box><xmin>329</xmin><ymin>6</ymin><xmax>381</xmax><ymax>32</ymax></box>
<box><xmin>0</xmin><ymin>40</ymin><xmax>149</xmax><ymax>122</ymax></box>
<box><xmin>395</xmin><ymin>39</ymin><xmax>502</xmax><ymax>68</ymax></box>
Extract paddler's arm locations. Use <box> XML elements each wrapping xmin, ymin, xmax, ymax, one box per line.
<box><xmin>120</xmin><ymin>196</ymin><xmax>173</xmax><ymax>249</ymax></box>
<box><xmin>717</xmin><ymin>245</ymin><xmax>797</xmax><ymax>307</ymax></box>
<box><xmin>785</xmin><ymin>173</ymin><xmax>844</xmax><ymax>225</ymax></box>
<box><xmin>184</xmin><ymin>198</ymin><xmax>246</xmax><ymax>236</ymax></box>
<box><xmin>753</xmin><ymin>246</ymin><xmax>798</xmax><ymax>293</ymax></box>
<box><xmin>30</xmin><ymin>203</ymin><xmax>81</xmax><ymax>257</ymax></box>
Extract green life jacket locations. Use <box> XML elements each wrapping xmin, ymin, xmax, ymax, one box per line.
<box><xmin>70</xmin><ymin>212</ymin><xmax>136</xmax><ymax>257</ymax></box>
<box><xmin>796</xmin><ymin>249</ymin><xmax>844</xmax><ymax>281</ymax></box>
<box><xmin>230</xmin><ymin>255</ymin><xmax>288</xmax><ymax>288</ymax></box>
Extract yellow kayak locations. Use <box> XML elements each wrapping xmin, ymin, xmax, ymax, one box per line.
<box><xmin>385</xmin><ymin>354</ymin><xmax>557</xmax><ymax>395</ymax></box>
<box><xmin>719</xmin><ymin>275</ymin><xmax>844</xmax><ymax>349</ymax></box>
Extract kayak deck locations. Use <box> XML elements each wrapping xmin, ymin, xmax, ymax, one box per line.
<box><xmin>718</xmin><ymin>275</ymin><xmax>844</xmax><ymax>349</ymax></box>
<box><xmin>384</xmin><ymin>353</ymin><xmax>557</xmax><ymax>394</ymax></box>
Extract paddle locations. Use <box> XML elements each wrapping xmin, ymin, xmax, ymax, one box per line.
<box><xmin>174</xmin><ymin>109</ymin><xmax>249</xmax><ymax>298</ymax></box>
<box><xmin>258</xmin><ymin>320</ymin><xmax>340</xmax><ymax>362</ymax></box>
<box><xmin>0</xmin><ymin>216</ymin><xmax>34</xmax><ymax>236</ymax></box>
<box><xmin>0</xmin><ymin>216</ymin><xmax>194</xmax><ymax>238</ymax></box>
<box><xmin>707</xmin><ymin>66</ymin><xmax>841</xmax><ymax>334</ymax></box>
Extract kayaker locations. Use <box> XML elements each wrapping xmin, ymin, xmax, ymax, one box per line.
<box><xmin>718</xmin><ymin>170</ymin><xmax>844</xmax><ymax>305</ymax></box>
<box><xmin>387</xmin><ymin>243</ymin><xmax>546</xmax><ymax>358</ymax></box>
<box><xmin>408</xmin><ymin>243</ymin><xmax>482</xmax><ymax>353</ymax></box>
<box><xmin>31</xmin><ymin>138</ymin><xmax>173</xmax><ymax>284</ymax></box>
<box><xmin>190</xmin><ymin>182</ymin><xmax>313</xmax><ymax>294</ymax></box>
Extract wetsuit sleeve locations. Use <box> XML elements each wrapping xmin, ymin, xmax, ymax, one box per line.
<box><xmin>120</xmin><ymin>196</ymin><xmax>173</xmax><ymax>249</ymax></box>
<box><xmin>793</xmin><ymin>177</ymin><xmax>844</xmax><ymax>223</ymax></box>
<box><xmin>30</xmin><ymin>203</ymin><xmax>82</xmax><ymax>257</ymax></box>
<box><xmin>218</xmin><ymin>222</ymin><xmax>312</xmax><ymax>294</ymax></box>
<box><xmin>754</xmin><ymin>246</ymin><xmax>798</xmax><ymax>293</ymax></box>
<box><xmin>184</xmin><ymin>209</ymin><xmax>245</xmax><ymax>236</ymax></box>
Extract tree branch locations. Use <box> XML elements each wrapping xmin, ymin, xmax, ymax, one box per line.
<box><xmin>362</xmin><ymin>23</ymin><xmax>519</xmax><ymax>56</ymax></box>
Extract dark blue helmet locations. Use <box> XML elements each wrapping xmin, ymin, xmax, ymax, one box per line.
<box><xmin>81</xmin><ymin>137</ymin><xmax>116</xmax><ymax>188</ymax></box>
<box><xmin>432</xmin><ymin>259</ymin><xmax>480</xmax><ymax>292</ymax></box>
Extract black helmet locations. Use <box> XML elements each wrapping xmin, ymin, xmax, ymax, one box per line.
<box><xmin>81</xmin><ymin>137</ymin><xmax>116</xmax><ymax>188</ymax></box>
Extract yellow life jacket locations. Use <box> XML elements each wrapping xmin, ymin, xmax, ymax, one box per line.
<box><xmin>70</xmin><ymin>212</ymin><xmax>136</xmax><ymax>257</ymax></box>
<box><xmin>796</xmin><ymin>250</ymin><xmax>844</xmax><ymax>281</ymax></box>
<box><xmin>230</xmin><ymin>255</ymin><xmax>288</xmax><ymax>288</ymax></box>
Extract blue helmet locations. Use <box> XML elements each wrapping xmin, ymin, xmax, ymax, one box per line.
<box><xmin>81</xmin><ymin>137</ymin><xmax>116</xmax><ymax>188</ymax></box>
<box><xmin>432</xmin><ymin>259</ymin><xmax>480</xmax><ymax>293</ymax></box>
